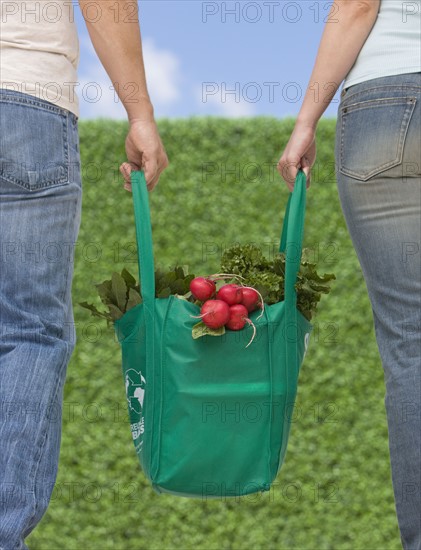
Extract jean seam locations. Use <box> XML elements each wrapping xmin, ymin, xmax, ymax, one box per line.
<box><xmin>23</xmin><ymin>348</ymin><xmax>71</xmax><ymax>537</ymax></box>
<box><xmin>0</xmin><ymin>111</ymin><xmax>70</xmax><ymax>191</ymax></box>
<box><xmin>341</xmin><ymin>96</ymin><xmax>417</xmax><ymax>113</ymax></box>
<box><xmin>57</xmin><ymin>194</ymin><xmax>79</xmax><ymax>314</ymax></box>
<box><xmin>341</xmin><ymin>84</ymin><xmax>421</xmax><ymax>107</ymax></box>
<box><xmin>0</xmin><ymin>93</ymin><xmax>69</xmax><ymax>117</ymax></box>
<box><xmin>63</xmin><ymin>110</ymin><xmax>69</xmax><ymax>183</ymax></box>
<box><xmin>339</xmin><ymin>99</ymin><xmax>417</xmax><ymax>180</ymax></box>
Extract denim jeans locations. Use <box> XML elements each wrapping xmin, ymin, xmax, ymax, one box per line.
<box><xmin>335</xmin><ymin>73</ymin><xmax>421</xmax><ymax>550</ymax></box>
<box><xmin>0</xmin><ymin>90</ymin><xmax>82</xmax><ymax>548</ymax></box>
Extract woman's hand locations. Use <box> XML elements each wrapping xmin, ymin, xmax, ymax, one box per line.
<box><xmin>276</xmin><ymin>0</ymin><xmax>381</xmax><ymax>192</ymax></box>
<box><xmin>119</xmin><ymin>119</ymin><xmax>169</xmax><ymax>192</ymax></box>
<box><xmin>277</xmin><ymin>120</ymin><xmax>316</xmax><ymax>192</ymax></box>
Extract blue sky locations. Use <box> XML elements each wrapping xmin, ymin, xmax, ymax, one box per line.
<box><xmin>75</xmin><ymin>1</ymin><xmax>342</xmax><ymax>119</ymax></box>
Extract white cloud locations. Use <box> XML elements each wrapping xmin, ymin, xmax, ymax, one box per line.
<box><xmin>197</xmin><ymin>84</ymin><xmax>256</xmax><ymax>117</ymax></box>
<box><xmin>77</xmin><ymin>37</ymin><xmax>181</xmax><ymax>119</ymax></box>
<box><xmin>142</xmin><ymin>39</ymin><xmax>181</xmax><ymax>105</ymax></box>
<box><xmin>218</xmin><ymin>98</ymin><xmax>256</xmax><ymax>117</ymax></box>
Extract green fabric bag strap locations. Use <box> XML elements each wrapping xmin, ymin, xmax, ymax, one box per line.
<box><xmin>278</xmin><ymin>168</ymin><xmax>307</xmax><ymax>409</ymax></box>
<box><xmin>131</xmin><ymin>171</ymin><xmax>156</xmax><ymax>314</ymax></box>
<box><xmin>279</xmin><ymin>169</ymin><xmax>307</xmax><ymax>310</ymax></box>
<box><xmin>130</xmin><ymin>167</ymin><xmax>306</xmax><ymax>318</ymax></box>
<box><xmin>131</xmin><ymin>171</ymin><xmax>156</xmax><ymax>394</ymax></box>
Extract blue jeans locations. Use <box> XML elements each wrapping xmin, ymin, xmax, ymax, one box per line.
<box><xmin>335</xmin><ymin>73</ymin><xmax>421</xmax><ymax>550</ymax></box>
<box><xmin>0</xmin><ymin>90</ymin><xmax>82</xmax><ymax>548</ymax></box>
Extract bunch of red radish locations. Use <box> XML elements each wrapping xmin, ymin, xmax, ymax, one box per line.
<box><xmin>189</xmin><ymin>275</ymin><xmax>264</xmax><ymax>347</ymax></box>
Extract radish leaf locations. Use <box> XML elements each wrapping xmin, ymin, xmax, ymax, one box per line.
<box><xmin>192</xmin><ymin>321</ymin><xmax>225</xmax><ymax>339</ymax></box>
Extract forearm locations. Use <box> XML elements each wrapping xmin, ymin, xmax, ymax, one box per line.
<box><xmin>297</xmin><ymin>0</ymin><xmax>380</xmax><ymax>128</ymax></box>
<box><xmin>79</xmin><ymin>0</ymin><xmax>153</xmax><ymax>122</ymax></box>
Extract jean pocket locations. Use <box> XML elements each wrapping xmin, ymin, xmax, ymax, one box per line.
<box><xmin>339</xmin><ymin>96</ymin><xmax>417</xmax><ymax>181</ymax></box>
<box><xmin>0</xmin><ymin>96</ymin><xmax>70</xmax><ymax>191</ymax></box>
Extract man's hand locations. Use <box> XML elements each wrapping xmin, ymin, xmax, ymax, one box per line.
<box><xmin>79</xmin><ymin>1</ymin><xmax>169</xmax><ymax>192</ymax></box>
<box><xmin>119</xmin><ymin>119</ymin><xmax>169</xmax><ymax>192</ymax></box>
<box><xmin>277</xmin><ymin>121</ymin><xmax>316</xmax><ymax>192</ymax></box>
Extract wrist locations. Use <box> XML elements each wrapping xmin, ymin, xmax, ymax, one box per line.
<box><xmin>126</xmin><ymin>100</ymin><xmax>155</xmax><ymax>125</ymax></box>
<box><xmin>295</xmin><ymin>115</ymin><xmax>318</xmax><ymax>131</ymax></box>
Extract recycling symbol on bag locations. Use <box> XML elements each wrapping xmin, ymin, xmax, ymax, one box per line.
<box><xmin>125</xmin><ymin>369</ymin><xmax>146</xmax><ymax>415</ymax></box>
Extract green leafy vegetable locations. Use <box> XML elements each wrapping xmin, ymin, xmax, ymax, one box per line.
<box><xmin>120</xmin><ymin>267</ymin><xmax>136</xmax><ymax>289</ymax></box>
<box><xmin>126</xmin><ymin>287</ymin><xmax>142</xmax><ymax>310</ymax></box>
<box><xmin>95</xmin><ymin>280</ymin><xmax>115</xmax><ymax>307</ymax></box>
<box><xmin>78</xmin><ymin>301</ymin><xmax>112</xmax><ymax>322</ymax></box>
<box><xmin>221</xmin><ymin>244</ymin><xmax>335</xmax><ymax>321</ymax></box>
<box><xmin>79</xmin><ymin>265</ymin><xmax>195</xmax><ymax>324</ymax></box>
<box><xmin>111</xmin><ymin>272</ymin><xmax>128</xmax><ymax>312</ymax></box>
<box><xmin>80</xmin><ymin>246</ymin><xmax>335</xmax><ymax>325</ymax></box>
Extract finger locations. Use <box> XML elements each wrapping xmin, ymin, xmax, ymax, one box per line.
<box><xmin>120</xmin><ymin>162</ymin><xmax>133</xmax><ymax>187</ymax></box>
<box><xmin>277</xmin><ymin>159</ymin><xmax>294</xmax><ymax>180</ymax></box>
<box><xmin>280</xmin><ymin>161</ymin><xmax>299</xmax><ymax>188</ymax></box>
<box><xmin>120</xmin><ymin>161</ymin><xmax>141</xmax><ymax>176</ymax></box>
<box><xmin>143</xmin><ymin>159</ymin><xmax>158</xmax><ymax>187</ymax></box>
<box><xmin>120</xmin><ymin>168</ymin><xmax>131</xmax><ymax>191</ymax></box>
<box><xmin>147</xmin><ymin>172</ymin><xmax>160</xmax><ymax>192</ymax></box>
<box><xmin>147</xmin><ymin>154</ymin><xmax>169</xmax><ymax>191</ymax></box>
<box><xmin>120</xmin><ymin>162</ymin><xmax>142</xmax><ymax>191</ymax></box>
<box><xmin>277</xmin><ymin>160</ymin><xmax>293</xmax><ymax>192</ymax></box>
<box><xmin>301</xmin><ymin>154</ymin><xmax>311</xmax><ymax>168</ymax></box>
<box><xmin>120</xmin><ymin>162</ymin><xmax>131</xmax><ymax>180</ymax></box>
<box><xmin>300</xmin><ymin>156</ymin><xmax>312</xmax><ymax>188</ymax></box>
<box><xmin>302</xmin><ymin>168</ymin><xmax>311</xmax><ymax>189</ymax></box>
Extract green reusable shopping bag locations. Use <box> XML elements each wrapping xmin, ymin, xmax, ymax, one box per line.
<box><xmin>114</xmin><ymin>169</ymin><xmax>313</xmax><ymax>498</ymax></box>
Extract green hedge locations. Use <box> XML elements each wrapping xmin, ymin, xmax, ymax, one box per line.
<box><xmin>28</xmin><ymin>118</ymin><xmax>401</xmax><ymax>549</ymax></box>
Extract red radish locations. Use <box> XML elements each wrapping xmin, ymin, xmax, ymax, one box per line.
<box><xmin>226</xmin><ymin>304</ymin><xmax>248</xmax><ymax>330</ymax></box>
<box><xmin>196</xmin><ymin>299</ymin><xmax>230</xmax><ymax>329</ymax></box>
<box><xmin>241</xmin><ymin>287</ymin><xmax>262</xmax><ymax>313</ymax></box>
<box><xmin>226</xmin><ymin>304</ymin><xmax>257</xmax><ymax>348</ymax></box>
<box><xmin>216</xmin><ymin>284</ymin><xmax>243</xmax><ymax>306</ymax></box>
<box><xmin>190</xmin><ymin>277</ymin><xmax>216</xmax><ymax>301</ymax></box>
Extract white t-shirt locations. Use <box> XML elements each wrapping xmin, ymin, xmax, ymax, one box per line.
<box><xmin>0</xmin><ymin>1</ymin><xmax>80</xmax><ymax>116</ymax></box>
<box><xmin>343</xmin><ymin>0</ymin><xmax>421</xmax><ymax>89</ymax></box>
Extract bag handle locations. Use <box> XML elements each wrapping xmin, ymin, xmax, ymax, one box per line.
<box><xmin>275</xmin><ymin>169</ymin><xmax>307</xmax><ymax>468</ymax></box>
<box><xmin>130</xmin><ymin>169</ymin><xmax>306</xmax><ymax>313</ymax></box>
<box><xmin>279</xmin><ymin>169</ymin><xmax>307</xmax><ymax>310</ymax></box>
<box><xmin>131</xmin><ymin>171</ymin><xmax>156</xmax><ymax>317</ymax></box>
